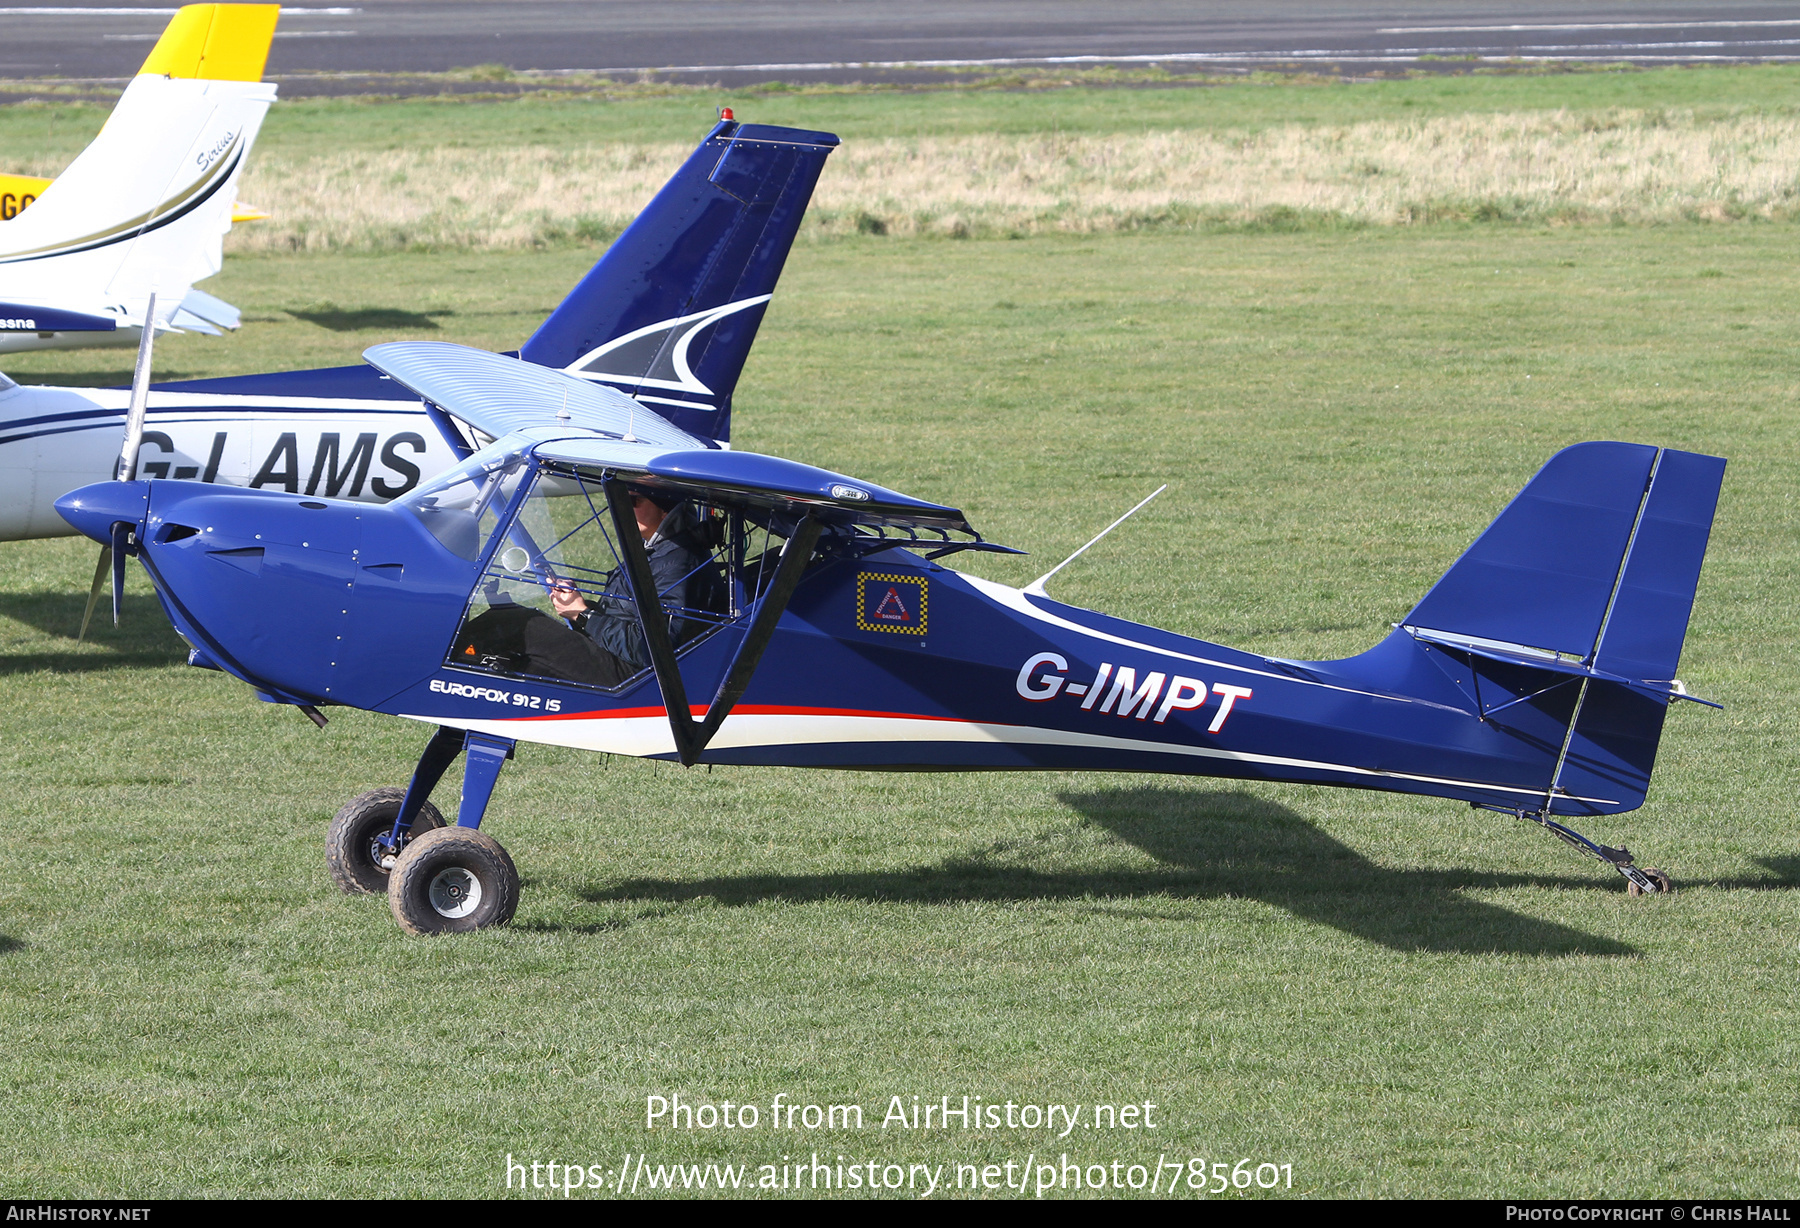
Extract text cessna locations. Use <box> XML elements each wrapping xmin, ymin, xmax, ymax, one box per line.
<box><xmin>1014</xmin><ymin>651</ymin><xmax>1252</xmax><ymax>730</ymax></box>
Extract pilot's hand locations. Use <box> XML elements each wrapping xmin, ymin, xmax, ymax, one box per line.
<box><xmin>551</xmin><ymin>581</ymin><xmax>589</xmax><ymax>620</ymax></box>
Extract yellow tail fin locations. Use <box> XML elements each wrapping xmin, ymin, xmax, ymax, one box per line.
<box><xmin>138</xmin><ymin>4</ymin><xmax>280</xmax><ymax>82</ymax></box>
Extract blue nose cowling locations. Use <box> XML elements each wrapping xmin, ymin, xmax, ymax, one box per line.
<box><xmin>57</xmin><ymin>481</ymin><xmax>150</xmax><ymax>545</ymax></box>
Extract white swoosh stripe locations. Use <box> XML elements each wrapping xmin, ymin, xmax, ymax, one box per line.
<box><xmin>399</xmin><ymin>710</ymin><xmax>1614</xmax><ymax>805</ymax></box>
<box><xmin>962</xmin><ymin>573</ymin><xmax>1466</xmax><ymax>712</ymax></box>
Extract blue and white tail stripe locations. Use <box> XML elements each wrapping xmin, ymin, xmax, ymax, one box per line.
<box><xmin>520</xmin><ymin>120</ymin><xmax>837</xmax><ymax>444</ymax></box>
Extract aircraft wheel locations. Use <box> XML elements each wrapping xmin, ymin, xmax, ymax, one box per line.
<box><xmin>1627</xmin><ymin>868</ymin><xmax>1674</xmax><ymax>897</ymax></box>
<box><xmin>388</xmin><ymin>826</ymin><xmax>519</xmax><ymax>936</ymax></box>
<box><xmin>325</xmin><ymin>787</ymin><xmax>446</xmax><ymax>896</ymax></box>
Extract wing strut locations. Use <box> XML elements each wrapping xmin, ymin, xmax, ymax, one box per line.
<box><xmin>604</xmin><ymin>478</ymin><xmax>822</xmax><ymax>766</ymax></box>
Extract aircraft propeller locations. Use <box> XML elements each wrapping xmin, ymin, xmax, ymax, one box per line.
<box><xmin>78</xmin><ymin>292</ymin><xmax>156</xmax><ymax>641</ymax></box>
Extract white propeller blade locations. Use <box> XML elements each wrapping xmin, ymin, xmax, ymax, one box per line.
<box><xmin>116</xmin><ymin>291</ymin><xmax>157</xmax><ymax>481</ymax></box>
<box><xmin>79</xmin><ymin>292</ymin><xmax>156</xmax><ymax>640</ymax></box>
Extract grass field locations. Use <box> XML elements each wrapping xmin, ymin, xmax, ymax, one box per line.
<box><xmin>16</xmin><ymin>67</ymin><xmax>1800</xmax><ymax>247</ymax></box>
<box><xmin>2</xmin><ymin>73</ymin><xmax>1799</xmax><ymax>1199</ymax></box>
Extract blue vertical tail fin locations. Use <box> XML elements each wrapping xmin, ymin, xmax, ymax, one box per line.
<box><xmin>1370</xmin><ymin>441</ymin><xmax>1726</xmax><ymax>814</ymax></box>
<box><xmin>1402</xmin><ymin>441</ymin><xmax>1725</xmax><ymax>678</ymax></box>
<box><xmin>517</xmin><ymin>120</ymin><xmax>838</xmax><ymax>446</ymax></box>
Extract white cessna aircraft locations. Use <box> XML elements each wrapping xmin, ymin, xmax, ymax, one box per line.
<box><xmin>0</xmin><ymin>116</ymin><xmax>840</xmax><ymax>543</ymax></box>
<box><xmin>0</xmin><ymin>3</ymin><xmax>280</xmax><ymax>355</ymax></box>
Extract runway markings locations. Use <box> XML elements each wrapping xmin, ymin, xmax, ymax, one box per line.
<box><xmin>0</xmin><ymin>6</ymin><xmax>360</xmax><ymax>15</ymax></box>
<box><xmin>1381</xmin><ymin>20</ymin><xmax>1800</xmax><ymax>33</ymax></box>
<box><xmin>563</xmin><ymin>42</ymin><xmax>1800</xmax><ymax>76</ymax></box>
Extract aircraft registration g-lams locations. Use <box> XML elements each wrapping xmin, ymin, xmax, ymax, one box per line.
<box><xmin>1</xmin><ymin>116</ymin><xmax>837</xmax><ymax>542</ymax></box>
<box><xmin>0</xmin><ymin>4</ymin><xmax>281</xmax><ymax>354</ymax></box>
<box><xmin>59</xmin><ymin>323</ymin><xmax>1726</xmax><ymax>930</ymax></box>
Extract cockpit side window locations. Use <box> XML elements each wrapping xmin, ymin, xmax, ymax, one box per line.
<box><xmin>447</xmin><ymin>466</ymin><xmax>763</xmax><ymax>692</ymax></box>
<box><xmin>400</xmin><ymin>448</ymin><xmax>530</xmax><ymax>561</ymax></box>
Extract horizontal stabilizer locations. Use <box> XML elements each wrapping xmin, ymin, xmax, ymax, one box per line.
<box><xmin>1404</xmin><ymin>627</ymin><xmax>1720</xmax><ymax>707</ymax></box>
<box><xmin>0</xmin><ymin>302</ymin><xmax>117</xmax><ymax>332</ymax></box>
<box><xmin>178</xmin><ymin>288</ymin><xmax>242</xmax><ymax>330</ymax></box>
<box><xmin>171</xmin><ymin>308</ymin><xmax>224</xmax><ymax>335</ymax></box>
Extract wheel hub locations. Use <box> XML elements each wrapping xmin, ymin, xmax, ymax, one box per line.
<box><xmin>368</xmin><ymin>833</ymin><xmax>401</xmax><ymax>872</ymax></box>
<box><xmin>428</xmin><ymin>866</ymin><xmax>483</xmax><ymax>918</ymax></box>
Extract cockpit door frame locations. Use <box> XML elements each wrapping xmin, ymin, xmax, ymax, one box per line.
<box><xmin>602</xmin><ymin>474</ymin><xmax>821</xmax><ymax>765</ymax></box>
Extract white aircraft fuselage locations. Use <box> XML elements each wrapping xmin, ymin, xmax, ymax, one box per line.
<box><xmin>0</xmin><ymin>373</ymin><xmax>459</xmax><ymax>540</ymax></box>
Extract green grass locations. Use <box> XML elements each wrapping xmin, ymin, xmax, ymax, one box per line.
<box><xmin>1</xmin><ymin>220</ymin><xmax>1796</xmax><ymax>1197</ymax></box>
<box><xmin>15</xmin><ymin>64</ymin><xmax>1800</xmax><ymax>168</ymax></box>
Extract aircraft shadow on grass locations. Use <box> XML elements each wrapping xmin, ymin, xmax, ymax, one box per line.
<box><xmin>0</xmin><ymin>590</ymin><xmax>187</xmax><ymax>673</ymax></box>
<box><xmin>1750</xmin><ymin>857</ymin><xmax>1800</xmax><ymax>888</ymax></box>
<box><xmin>288</xmin><ymin>306</ymin><xmax>452</xmax><ymax>332</ymax></box>
<box><xmin>0</xmin><ymin>935</ymin><xmax>24</xmax><ymax>956</ymax></box>
<box><xmin>583</xmin><ymin>787</ymin><xmax>1640</xmax><ymax>956</ymax></box>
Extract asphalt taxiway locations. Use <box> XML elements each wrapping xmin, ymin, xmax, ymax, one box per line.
<box><xmin>3</xmin><ymin>1</ymin><xmax>1800</xmax><ymax>93</ymax></box>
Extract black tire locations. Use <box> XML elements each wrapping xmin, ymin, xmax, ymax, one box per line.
<box><xmin>388</xmin><ymin>826</ymin><xmax>520</xmax><ymax>936</ymax></box>
<box><xmin>1628</xmin><ymin>867</ymin><xmax>1674</xmax><ymax>897</ymax></box>
<box><xmin>325</xmin><ymin>787</ymin><xmax>447</xmax><ymax>896</ymax></box>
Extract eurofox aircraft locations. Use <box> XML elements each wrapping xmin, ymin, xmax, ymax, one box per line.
<box><xmin>0</xmin><ymin>4</ymin><xmax>281</xmax><ymax>355</ymax></box>
<box><xmin>59</xmin><ymin>338</ymin><xmax>1726</xmax><ymax>935</ymax></box>
<box><xmin>0</xmin><ymin>116</ymin><xmax>838</xmax><ymax>541</ymax></box>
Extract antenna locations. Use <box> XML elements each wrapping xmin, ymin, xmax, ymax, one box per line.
<box><xmin>1024</xmin><ymin>484</ymin><xmax>1167</xmax><ymax>598</ymax></box>
<box><xmin>556</xmin><ymin>386</ymin><xmax>570</xmax><ymax>422</ymax></box>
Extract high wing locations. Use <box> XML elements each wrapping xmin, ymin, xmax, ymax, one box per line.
<box><xmin>364</xmin><ymin>340</ymin><xmax>979</xmax><ymax>534</ymax></box>
<box><xmin>363</xmin><ymin>339</ymin><xmax>998</xmax><ymax>763</ymax></box>
<box><xmin>364</xmin><ymin>340</ymin><xmax>706</xmax><ymax>452</ymax></box>
<box><xmin>0</xmin><ymin>4</ymin><xmax>279</xmax><ymax>355</ymax></box>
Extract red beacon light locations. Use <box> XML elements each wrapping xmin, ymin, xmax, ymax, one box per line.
<box><xmin>719</xmin><ymin>106</ymin><xmax>734</xmax><ymax>121</ymax></box>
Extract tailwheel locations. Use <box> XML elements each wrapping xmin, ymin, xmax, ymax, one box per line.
<box><xmin>388</xmin><ymin>826</ymin><xmax>520</xmax><ymax>935</ymax></box>
<box><xmin>1482</xmin><ymin>806</ymin><xmax>1676</xmax><ymax>898</ymax></box>
<box><xmin>326</xmin><ymin>786</ymin><xmax>446</xmax><ymax>895</ymax></box>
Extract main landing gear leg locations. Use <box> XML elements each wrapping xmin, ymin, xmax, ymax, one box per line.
<box><xmin>382</xmin><ymin>728</ymin><xmax>523</xmax><ymax>935</ymax></box>
<box><xmin>1480</xmin><ymin>805</ymin><xmax>1673</xmax><ymax>895</ymax></box>
<box><xmin>387</xmin><ymin>724</ymin><xmax>466</xmax><ymax>847</ymax></box>
<box><xmin>453</xmin><ymin>732</ymin><xmax>515</xmax><ymax>829</ymax></box>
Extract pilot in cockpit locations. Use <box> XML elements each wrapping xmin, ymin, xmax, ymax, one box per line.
<box><xmin>549</xmin><ymin>490</ymin><xmax>722</xmax><ymax>670</ymax></box>
<box><xmin>454</xmin><ymin>486</ymin><xmax>727</xmax><ymax>689</ymax></box>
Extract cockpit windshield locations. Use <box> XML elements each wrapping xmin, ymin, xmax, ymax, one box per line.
<box><xmin>446</xmin><ymin>462</ymin><xmax>796</xmax><ymax>691</ymax></box>
<box><xmin>397</xmin><ymin>441</ymin><xmax>531</xmax><ymax>560</ymax></box>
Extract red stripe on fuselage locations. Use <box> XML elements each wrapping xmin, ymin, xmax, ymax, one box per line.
<box><xmin>511</xmin><ymin>703</ymin><xmax>968</xmax><ymax>725</ymax></box>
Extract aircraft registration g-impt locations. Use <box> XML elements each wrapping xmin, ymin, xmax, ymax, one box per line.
<box><xmin>1</xmin><ymin>116</ymin><xmax>837</xmax><ymax>542</ymax></box>
<box><xmin>58</xmin><ymin>332</ymin><xmax>1726</xmax><ymax>934</ymax></box>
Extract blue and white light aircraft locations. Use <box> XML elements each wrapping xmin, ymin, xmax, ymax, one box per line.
<box><xmin>58</xmin><ymin>330</ymin><xmax>1726</xmax><ymax>931</ymax></box>
<box><xmin>1</xmin><ymin>116</ymin><xmax>836</xmax><ymax>542</ymax></box>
